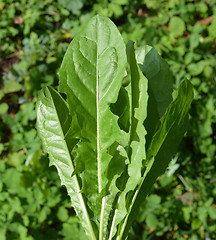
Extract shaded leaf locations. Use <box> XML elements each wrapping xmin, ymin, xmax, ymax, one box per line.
<box><xmin>136</xmin><ymin>45</ymin><xmax>173</xmax><ymax>148</ymax></box>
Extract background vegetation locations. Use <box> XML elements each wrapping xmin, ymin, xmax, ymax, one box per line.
<box><xmin>0</xmin><ymin>0</ymin><xmax>215</xmax><ymax>239</ymax></box>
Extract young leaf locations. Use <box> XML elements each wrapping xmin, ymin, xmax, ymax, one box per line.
<box><xmin>118</xmin><ymin>79</ymin><xmax>194</xmax><ymax>239</ymax></box>
<box><xmin>36</xmin><ymin>86</ymin><xmax>97</xmax><ymax>240</ymax></box>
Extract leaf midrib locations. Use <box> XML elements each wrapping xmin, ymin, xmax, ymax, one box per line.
<box><xmin>96</xmin><ymin>17</ymin><xmax>107</xmax><ymax>240</ymax></box>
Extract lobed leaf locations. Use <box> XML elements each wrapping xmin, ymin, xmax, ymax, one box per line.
<box><xmin>58</xmin><ymin>15</ymin><xmax>128</xmax><ymax>239</ymax></box>
<box><xmin>36</xmin><ymin>86</ymin><xmax>96</xmax><ymax>239</ymax></box>
<box><xmin>118</xmin><ymin>79</ymin><xmax>194</xmax><ymax>239</ymax></box>
<box><xmin>108</xmin><ymin>41</ymin><xmax>148</xmax><ymax>239</ymax></box>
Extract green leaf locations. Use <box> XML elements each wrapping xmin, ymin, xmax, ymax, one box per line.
<box><xmin>147</xmin><ymin>79</ymin><xmax>193</xmax><ymax>159</ymax></box>
<box><xmin>187</xmin><ymin>61</ymin><xmax>205</xmax><ymax>76</ymax></box>
<box><xmin>208</xmin><ymin>18</ymin><xmax>216</xmax><ymax>38</ymax></box>
<box><xmin>208</xmin><ymin>206</ymin><xmax>216</xmax><ymax>220</ymax></box>
<box><xmin>58</xmin><ymin>15</ymin><xmax>127</xmax><ymax>239</ymax></box>
<box><xmin>0</xmin><ymin>143</ymin><xmax>4</xmax><ymax>155</ymax></box>
<box><xmin>110</xmin><ymin>87</ymin><xmax>130</xmax><ymax>133</ymax></box>
<box><xmin>189</xmin><ymin>33</ymin><xmax>200</xmax><ymax>50</ymax></box>
<box><xmin>57</xmin><ymin>206</ymin><xmax>69</xmax><ymax>222</ymax></box>
<box><xmin>61</xmin><ymin>217</ymin><xmax>87</xmax><ymax>240</ymax></box>
<box><xmin>136</xmin><ymin>45</ymin><xmax>173</xmax><ymax>147</ymax></box>
<box><xmin>108</xmin><ymin>41</ymin><xmax>148</xmax><ymax>239</ymax></box>
<box><xmin>146</xmin><ymin>213</ymin><xmax>158</xmax><ymax>228</ymax></box>
<box><xmin>118</xmin><ymin>79</ymin><xmax>193</xmax><ymax>240</ymax></box>
<box><xmin>3</xmin><ymin>80</ymin><xmax>22</xmax><ymax>94</ymax></box>
<box><xmin>36</xmin><ymin>86</ymin><xmax>96</xmax><ymax>240</ymax></box>
<box><xmin>58</xmin><ymin>0</ymin><xmax>85</xmax><ymax>13</ymax></box>
<box><xmin>0</xmin><ymin>90</ymin><xmax>4</xmax><ymax>100</ymax></box>
<box><xmin>36</xmin><ymin>15</ymin><xmax>194</xmax><ymax>240</ymax></box>
<box><xmin>3</xmin><ymin>168</ymin><xmax>22</xmax><ymax>193</ymax></box>
<box><xmin>38</xmin><ymin>206</ymin><xmax>50</xmax><ymax>223</ymax></box>
<box><xmin>0</xmin><ymin>103</ymin><xmax>9</xmax><ymax>115</ymax></box>
<box><xmin>126</xmin><ymin>41</ymin><xmax>148</xmax><ymax>185</ymax></box>
<box><xmin>169</xmin><ymin>16</ymin><xmax>186</xmax><ymax>37</ymax></box>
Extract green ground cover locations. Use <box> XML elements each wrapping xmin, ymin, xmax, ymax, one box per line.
<box><xmin>0</xmin><ymin>0</ymin><xmax>215</xmax><ymax>239</ymax></box>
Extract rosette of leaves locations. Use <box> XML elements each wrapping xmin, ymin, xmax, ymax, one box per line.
<box><xmin>36</xmin><ymin>15</ymin><xmax>193</xmax><ymax>240</ymax></box>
